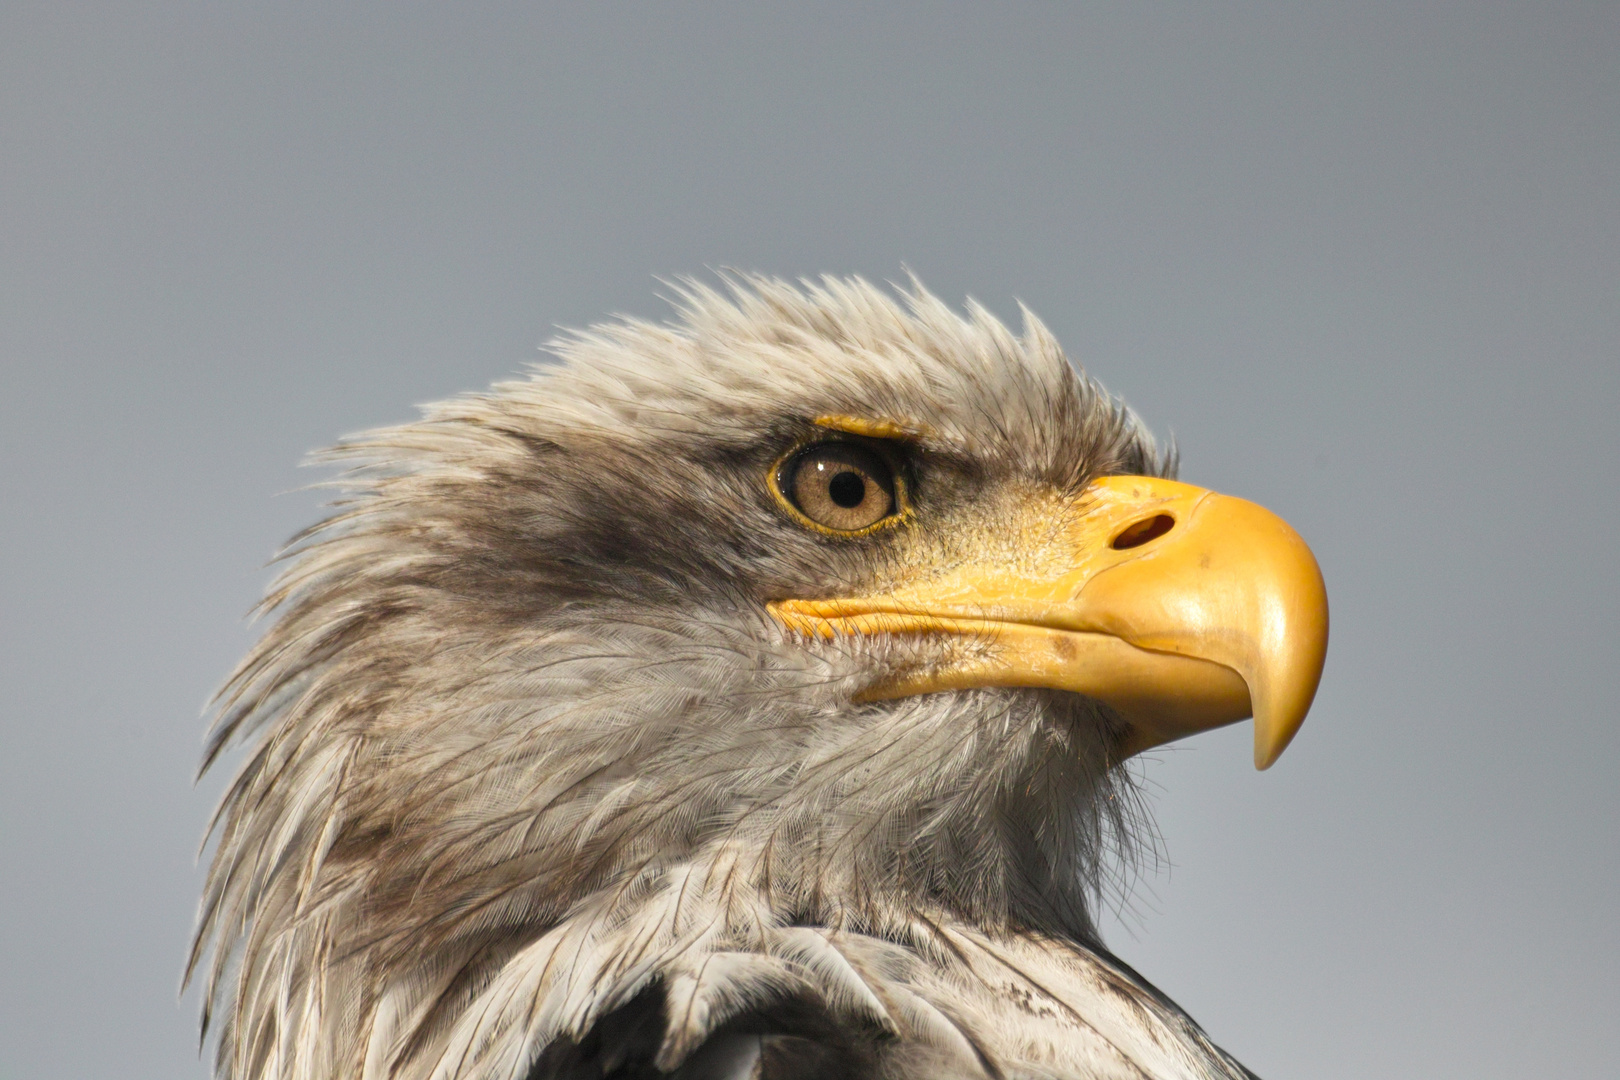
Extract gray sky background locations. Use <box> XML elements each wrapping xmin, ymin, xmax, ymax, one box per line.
<box><xmin>2</xmin><ymin>4</ymin><xmax>1616</xmax><ymax>1078</ymax></box>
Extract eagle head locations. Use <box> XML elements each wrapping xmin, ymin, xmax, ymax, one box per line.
<box><xmin>194</xmin><ymin>275</ymin><xmax>1326</xmax><ymax>1080</ymax></box>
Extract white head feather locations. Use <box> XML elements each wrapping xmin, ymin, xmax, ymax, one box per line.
<box><xmin>192</xmin><ymin>275</ymin><xmax>1252</xmax><ymax>1080</ymax></box>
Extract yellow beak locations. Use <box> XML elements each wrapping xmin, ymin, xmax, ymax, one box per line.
<box><xmin>768</xmin><ymin>476</ymin><xmax>1329</xmax><ymax>769</ymax></box>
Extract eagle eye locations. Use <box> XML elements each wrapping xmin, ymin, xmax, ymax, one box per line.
<box><xmin>775</xmin><ymin>441</ymin><xmax>901</xmax><ymax>534</ymax></box>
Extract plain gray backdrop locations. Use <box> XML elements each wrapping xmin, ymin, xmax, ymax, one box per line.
<box><xmin>2</xmin><ymin>4</ymin><xmax>1616</xmax><ymax>1078</ymax></box>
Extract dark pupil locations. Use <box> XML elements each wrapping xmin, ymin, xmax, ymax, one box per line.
<box><xmin>827</xmin><ymin>470</ymin><xmax>866</xmax><ymax>508</ymax></box>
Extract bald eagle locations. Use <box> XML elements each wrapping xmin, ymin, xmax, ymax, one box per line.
<box><xmin>191</xmin><ymin>276</ymin><xmax>1327</xmax><ymax>1080</ymax></box>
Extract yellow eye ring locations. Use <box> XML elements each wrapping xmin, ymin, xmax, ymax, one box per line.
<box><xmin>768</xmin><ymin>437</ymin><xmax>912</xmax><ymax>537</ymax></box>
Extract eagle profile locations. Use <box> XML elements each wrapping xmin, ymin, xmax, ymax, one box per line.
<box><xmin>191</xmin><ymin>275</ymin><xmax>1328</xmax><ymax>1080</ymax></box>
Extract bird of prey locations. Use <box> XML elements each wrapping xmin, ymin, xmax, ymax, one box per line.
<box><xmin>191</xmin><ymin>275</ymin><xmax>1328</xmax><ymax>1080</ymax></box>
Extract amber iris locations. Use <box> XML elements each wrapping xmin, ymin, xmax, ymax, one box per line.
<box><xmin>780</xmin><ymin>442</ymin><xmax>897</xmax><ymax>532</ymax></box>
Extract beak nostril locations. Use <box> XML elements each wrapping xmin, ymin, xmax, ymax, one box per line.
<box><xmin>1112</xmin><ymin>513</ymin><xmax>1175</xmax><ymax>550</ymax></box>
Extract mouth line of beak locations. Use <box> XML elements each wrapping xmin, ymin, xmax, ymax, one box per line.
<box><xmin>768</xmin><ymin>604</ymin><xmax>1254</xmax><ymax>763</ymax></box>
<box><xmin>767</xmin><ymin>602</ymin><xmax>1151</xmax><ymax>638</ymax></box>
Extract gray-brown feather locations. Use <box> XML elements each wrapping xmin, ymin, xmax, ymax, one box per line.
<box><xmin>191</xmin><ymin>275</ymin><xmax>1250</xmax><ymax>1079</ymax></box>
